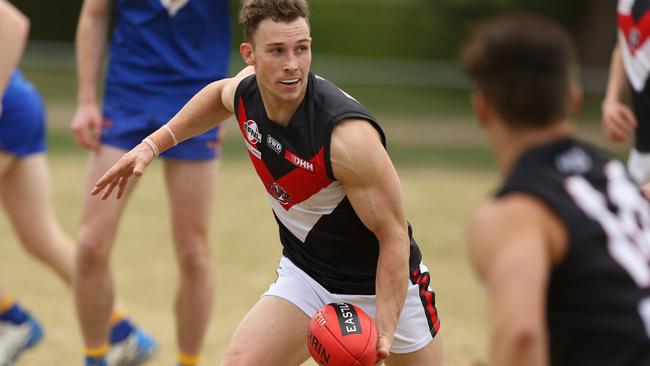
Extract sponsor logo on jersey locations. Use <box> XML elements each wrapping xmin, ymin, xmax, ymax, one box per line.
<box><xmin>267</xmin><ymin>135</ymin><xmax>282</xmax><ymax>154</ymax></box>
<box><xmin>285</xmin><ymin>150</ymin><xmax>315</xmax><ymax>173</ymax></box>
<box><xmin>332</xmin><ymin>303</ymin><xmax>362</xmax><ymax>336</ymax></box>
<box><xmin>245</xmin><ymin>141</ymin><xmax>261</xmax><ymax>159</ymax></box>
<box><xmin>268</xmin><ymin>182</ymin><xmax>291</xmax><ymax>204</ymax></box>
<box><xmin>244</xmin><ymin>120</ymin><xmax>262</xmax><ymax>145</ymax></box>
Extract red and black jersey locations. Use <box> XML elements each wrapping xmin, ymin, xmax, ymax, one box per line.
<box><xmin>233</xmin><ymin>73</ymin><xmax>423</xmax><ymax>295</ymax></box>
<box><xmin>498</xmin><ymin>138</ymin><xmax>650</xmax><ymax>366</ymax></box>
<box><xmin>618</xmin><ymin>0</ymin><xmax>650</xmax><ymax>151</ymax></box>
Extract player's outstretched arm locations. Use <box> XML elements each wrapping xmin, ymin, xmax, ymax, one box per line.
<box><xmin>330</xmin><ymin>119</ymin><xmax>409</xmax><ymax>361</ymax></box>
<box><xmin>602</xmin><ymin>43</ymin><xmax>637</xmax><ymax>143</ymax></box>
<box><xmin>0</xmin><ymin>0</ymin><xmax>30</xmax><ymax>96</ymax></box>
<box><xmin>468</xmin><ymin>194</ymin><xmax>566</xmax><ymax>366</ymax></box>
<box><xmin>91</xmin><ymin>66</ymin><xmax>254</xmax><ymax>200</ymax></box>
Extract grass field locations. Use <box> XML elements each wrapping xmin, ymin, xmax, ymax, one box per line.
<box><xmin>1</xmin><ymin>58</ymin><xmax>631</xmax><ymax>365</ymax></box>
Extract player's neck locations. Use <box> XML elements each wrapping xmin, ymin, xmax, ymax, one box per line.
<box><xmin>259</xmin><ymin>88</ymin><xmax>307</xmax><ymax>127</ymax></box>
<box><xmin>492</xmin><ymin>120</ymin><xmax>573</xmax><ymax>175</ymax></box>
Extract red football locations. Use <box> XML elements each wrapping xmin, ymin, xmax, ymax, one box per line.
<box><xmin>307</xmin><ymin>302</ymin><xmax>378</xmax><ymax>366</ymax></box>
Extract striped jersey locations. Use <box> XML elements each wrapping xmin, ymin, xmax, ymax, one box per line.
<box><xmin>233</xmin><ymin>73</ymin><xmax>423</xmax><ymax>295</ymax></box>
<box><xmin>618</xmin><ymin>0</ymin><xmax>650</xmax><ymax>151</ymax></box>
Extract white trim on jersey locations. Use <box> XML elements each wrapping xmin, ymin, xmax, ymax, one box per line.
<box><xmin>268</xmin><ymin>181</ymin><xmax>345</xmax><ymax>242</ymax></box>
<box><xmin>159</xmin><ymin>0</ymin><xmax>189</xmax><ymax>16</ymax></box>
<box><xmin>619</xmin><ymin>29</ymin><xmax>650</xmax><ymax>92</ymax></box>
<box><xmin>620</xmin><ymin>0</ymin><xmax>633</xmax><ymax>14</ymax></box>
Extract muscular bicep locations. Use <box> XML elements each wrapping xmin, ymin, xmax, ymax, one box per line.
<box><xmin>468</xmin><ymin>195</ymin><xmax>566</xmax><ymax>365</ymax></box>
<box><xmin>331</xmin><ymin>119</ymin><xmax>407</xmax><ymax>241</ymax></box>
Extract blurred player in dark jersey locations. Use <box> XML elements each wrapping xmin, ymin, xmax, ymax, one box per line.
<box><xmin>463</xmin><ymin>12</ymin><xmax>650</xmax><ymax>366</ymax></box>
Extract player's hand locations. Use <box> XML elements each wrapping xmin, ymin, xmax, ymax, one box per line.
<box><xmin>602</xmin><ymin>99</ymin><xmax>637</xmax><ymax>143</ymax></box>
<box><xmin>71</xmin><ymin>103</ymin><xmax>110</xmax><ymax>150</ymax></box>
<box><xmin>91</xmin><ymin>143</ymin><xmax>155</xmax><ymax>200</ymax></box>
<box><xmin>375</xmin><ymin>334</ymin><xmax>391</xmax><ymax>365</ymax></box>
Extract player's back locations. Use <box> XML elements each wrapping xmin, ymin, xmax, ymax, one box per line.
<box><xmin>498</xmin><ymin>138</ymin><xmax>650</xmax><ymax>366</ymax></box>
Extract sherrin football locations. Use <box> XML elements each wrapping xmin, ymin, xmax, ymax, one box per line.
<box><xmin>307</xmin><ymin>302</ymin><xmax>378</xmax><ymax>366</ymax></box>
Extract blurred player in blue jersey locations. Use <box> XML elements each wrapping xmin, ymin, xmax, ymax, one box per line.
<box><xmin>0</xmin><ymin>1</ymin><xmax>144</xmax><ymax>365</ymax></box>
<box><xmin>70</xmin><ymin>0</ymin><xmax>231</xmax><ymax>365</ymax></box>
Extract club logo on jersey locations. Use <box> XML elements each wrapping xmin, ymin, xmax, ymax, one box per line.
<box><xmin>267</xmin><ymin>135</ymin><xmax>282</xmax><ymax>154</ymax></box>
<box><xmin>332</xmin><ymin>303</ymin><xmax>362</xmax><ymax>336</ymax></box>
<box><xmin>244</xmin><ymin>120</ymin><xmax>262</xmax><ymax>145</ymax></box>
<box><xmin>268</xmin><ymin>182</ymin><xmax>292</xmax><ymax>204</ymax></box>
<box><xmin>556</xmin><ymin>146</ymin><xmax>592</xmax><ymax>175</ymax></box>
<box><xmin>630</xmin><ymin>27</ymin><xmax>642</xmax><ymax>49</ymax></box>
<box><xmin>159</xmin><ymin>0</ymin><xmax>189</xmax><ymax>16</ymax></box>
<box><xmin>285</xmin><ymin>150</ymin><xmax>315</xmax><ymax>173</ymax></box>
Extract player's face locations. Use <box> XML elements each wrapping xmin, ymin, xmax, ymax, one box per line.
<box><xmin>247</xmin><ymin>17</ymin><xmax>312</xmax><ymax>105</ymax></box>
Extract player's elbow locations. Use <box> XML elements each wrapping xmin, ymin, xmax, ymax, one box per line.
<box><xmin>495</xmin><ymin>319</ymin><xmax>546</xmax><ymax>359</ymax></box>
<box><xmin>12</xmin><ymin>8</ymin><xmax>30</xmax><ymax>40</ymax></box>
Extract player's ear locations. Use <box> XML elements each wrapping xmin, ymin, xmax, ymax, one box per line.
<box><xmin>471</xmin><ymin>90</ymin><xmax>490</xmax><ymax>128</ymax></box>
<box><xmin>240</xmin><ymin>42</ymin><xmax>255</xmax><ymax>66</ymax></box>
<box><xmin>567</xmin><ymin>82</ymin><xmax>583</xmax><ymax>117</ymax></box>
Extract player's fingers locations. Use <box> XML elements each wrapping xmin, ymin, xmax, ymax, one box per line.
<box><xmin>92</xmin><ymin>164</ymin><xmax>122</xmax><ymax>194</ymax></box>
<box><xmin>376</xmin><ymin>335</ymin><xmax>391</xmax><ymax>362</ymax></box>
<box><xmin>90</xmin><ymin>122</ymin><xmax>102</xmax><ymax>150</ymax></box>
<box><xmin>133</xmin><ymin>159</ymin><xmax>147</xmax><ymax>177</ymax></box>
<box><xmin>605</xmin><ymin>120</ymin><xmax>633</xmax><ymax>143</ymax></box>
<box><xmin>72</xmin><ymin>126</ymin><xmax>93</xmax><ymax>150</ymax></box>
<box><xmin>101</xmin><ymin>176</ymin><xmax>120</xmax><ymax>200</ymax></box>
<box><xmin>618</xmin><ymin>107</ymin><xmax>638</xmax><ymax>128</ymax></box>
<box><xmin>116</xmin><ymin>176</ymin><xmax>129</xmax><ymax>200</ymax></box>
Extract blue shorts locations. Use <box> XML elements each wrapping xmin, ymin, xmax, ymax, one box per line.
<box><xmin>102</xmin><ymin>103</ymin><xmax>220</xmax><ymax>161</ymax></box>
<box><xmin>0</xmin><ymin>71</ymin><xmax>46</xmax><ymax>158</ymax></box>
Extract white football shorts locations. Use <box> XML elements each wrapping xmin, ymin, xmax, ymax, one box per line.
<box><xmin>263</xmin><ymin>256</ymin><xmax>441</xmax><ymax>354</ymax></box>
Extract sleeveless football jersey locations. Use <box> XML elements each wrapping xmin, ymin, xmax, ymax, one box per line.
<box><xmin>498</xmin><ymin>138</ymin><xmax>650</xmax><ymax>366</ymax></box>
<box><xmin>618</xmin><ymin>0</ymin><xmax>650</xmax><ymax>151</ymax></box>
<box><xmin>105</xmin><ymin>0</ymin><xmax>230</xmax><ymax>114</ymax></box>
<box><xmin>233</xmin><ymin>73</ymin><xmax>423</xmax><ymax>295</ymax></box>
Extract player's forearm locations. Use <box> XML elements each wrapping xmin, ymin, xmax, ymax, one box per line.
<box><xmin>604</xmin><ymin>45</ymin><xmax>629</xmax><ymax>104</ymax></box>
<box><xmin>75</xmin><ymin>3</ymin><xmax>110</xmax><ymax>105</ymax></box>
<box><xmin>144</xmin><ymin>80</ymin><xmax>232</xmax><ymax>154</ymax></box>
<box><xmin>0</xmin><ymin>1</ymin><xmax>29</xmax><ymax>94</ymax></box>
<box><xmin>375</xmin><ymin>234</ymin><xmax>409</xmax><ymax>343</ymax></box>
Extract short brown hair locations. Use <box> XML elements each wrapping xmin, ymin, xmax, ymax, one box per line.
<box><xmin>239</xmin><ymin>0</ymin><xmax>310</xmax><ymax>43</ymax></box>
<box><xmin>461</xmin><ymin>13</ymin><xmax>578</xmax><ymax>128</ymax></box>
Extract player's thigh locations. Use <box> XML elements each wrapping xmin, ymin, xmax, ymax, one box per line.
<box><xmin>222</xmin><ymin>295</ymin><xmax>311</xmax><ymax>366</ymax></box>
<box><xmin>163</xmin><ymin>159</ymin><xmax>218</xmax><ymax>238</ymax></box>
<box><xmin>78</xmin><ymin>145</ymin><xmax>139</xmax><ymax>241</ymax></box>
<box><xmin>386</xmin><ymin>332</ymin><xmax>444</xmax><ymax>366</ymax></box>
<box><xmin>0</xmin><ymin>152</ymin><xmax>16</xmax><ymax>178</ymax></box>
<box><xmin>0</xmin><ymin>154</ymin><xmax>57</xmax><ymax>239</ymax></box>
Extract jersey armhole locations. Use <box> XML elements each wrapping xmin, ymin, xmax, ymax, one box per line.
<box><xmin>323</xmin><ymin>113</ymin><xmax>386</xmax><ymax>181</ymax></box>
<box><xmin>233</xmin><ymin>74</ymin><xmax>256</xmax><ymax>121</ymax></box>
